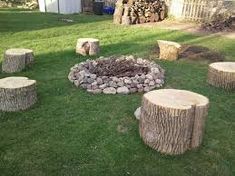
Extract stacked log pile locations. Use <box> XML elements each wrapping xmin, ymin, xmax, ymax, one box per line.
<box><xmin>114</xmin><ymin>0</ymin><xmax>167</xmax><ymax>25</ymax></box>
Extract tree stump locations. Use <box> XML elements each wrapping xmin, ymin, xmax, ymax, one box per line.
<box><xmin>0</xmin><ymin>77</ymin><xmax>37</xmax><ymax>112</ymax></box>
<box><xmin>2</xmin><ymin>48</ymin><xmax>34</xmax><ymax>73</ymax></box>
<box><xmin>139</xmin><ymin>89</ymin><xmax>209</xmax><ymax>155</ymax></box>
<box><xmin>76</xmin><ymin>38</ymin><xmax>100</xmax><ymax>56</ymax></box>
<box><xmin>208</xmin><ymin>62</ymin><xmax>235</xmax><ymax>90</ymax></box>
<box><xmin>113</xmin><ymin>0</ymin><xmax>124</xmax><ymax>24</ymax></box>
<box><xmin>157</xmin><ymin>40</ymin><xmax>181</xmax><ymax>61</ymax></box>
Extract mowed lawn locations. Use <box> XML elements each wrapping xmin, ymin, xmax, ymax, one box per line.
<box><xmin>0</xmin><ymin>9</ymin><xmax>234</xmax><ymax>176</ymax></box>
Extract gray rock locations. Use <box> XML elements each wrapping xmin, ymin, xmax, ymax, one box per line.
<box><xmin>87</xmin><ymin>89</ymin><xmax>102</xmax><ymax>94</ymax></box>
<box><xmin>134</xmin><ymin>107</ymin><xmax>141</xmax><ymax>120</ymax></box>
<box><xmin>124</xmin><ymin>78</ymin><xmax>132</xmax><ymax>84</ymax></box>
<box><xmin>87</xmin><ymin>78</ymin><xmax>95</xmax><ymax>84</ymax></box>
<box><xmin>117</xmin><ymin>81</ymin><xmax>124</xmax><ymax>87</ymax></box>
<box><xmin>144</xmin><ymin>79</ymin><xmax>150</xmax><ymax>84</ymax></box>
<box><xmin>117</xmin><ymin>86</ymin><xmax>129</xmax><ymax>94</ymax></box>
<box><xmin>146</xmin><ymin>74</ymin><xmax>153</xmax><ymax>80</ymax></box>
<box><xmin>112</xmin><ymin>77</ymin><xmax>120</xmax><ymax>82</ymax></box>
<box><xmin>99</xmin><ymin>84</ymin><xmax>107</xmax><ymax>89</ymax></box>
<box><xmin>144</xmin><ymin>86</ymin><xmax>150</xmax><ymax>92</ymax></box>
<box><xmin>87</xmin><ymin>84</ymin><xmax>92</xmax><ymax>90</ymax></box>
<box><xmin>96</xmin><ymin>77</ymin><xmax>103</xmax><ymax>85</ymax></box>
<box><xmin>138</xmin><ymin>88</ymin><xmax>144</xmax><ymax>92</ymax></box>
<box><xmin>137</xmin><ymin>84</ymin><xmax>143</xmax><ymax>89</ymax></box>
<box><xmin>74</xmin><ymin>80</ymin><xmax>80</xmax><ymax>87</ymax></box>
<box><xmin>149</xmin><ymin>80</ymin><xmax>155</xmax><ymax>86</ymax></box>
<box><xmin>130</xmin><ymin>88</ymin><xmax>137</xmax><ymax>93</ymax></box>
<box><xmin>90</xmin><ymin>74</ymin><xmax>97</xmax><ymax>79</ymax></box>
<box><xmin>109</xmin><ymin>81</ymin><xmax>117</xmax><ymax>88</ymax></box>
<box><xmin>155</xmin><ymin>79</ymin><xmax>162</xmax><ymax>84</ymax></box>
<box><xmin>103</xmin><ymin>87</ymin><xmax>117</xmax><ymax>94</ymax></box>
<box><xmin>80</xmin><ymin>84</ymin><xmax>88</xmax><ymax>89</ymax></box>
<box><xmin>151</xmin><ymin>67</ymin><xmax>160</xmax><ymax>74</ymax></box>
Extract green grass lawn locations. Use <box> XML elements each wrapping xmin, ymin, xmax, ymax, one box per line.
<box><xmin>0</xmin><ymin>9</ymin><xmax>234</xmax><ymax>176</ymax></box>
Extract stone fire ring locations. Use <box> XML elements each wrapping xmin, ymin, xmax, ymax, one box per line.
<box><xmin>68</xmin><ymin>55</ymin><xmax>165</xmax><ymax>94</ymax></box>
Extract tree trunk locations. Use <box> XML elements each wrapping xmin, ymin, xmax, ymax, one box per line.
<box><xmin>207</xmin><ymin>62</ymin><xmax>235</xmax><ymax>90</ymax></box>
<box><xmin>0</xmin><ymin>77</ymin><xmax>37</xmax><ymax>112</ymax></box>
<box><xmin>157</xmin><ymin>40</ymin><xmax>181</xmax><ymax>61</ymax></box>
<box><xmin>76</xmin><ymin>38</ymin><xmax>100</xmax><ymax>56</ymax></box>
<box><xmin>139</xmin><ymin>89</ymin><xmax>209</xmax><ymax>155</ymax></box>
<box><xmin>2</xmin><ymin>48</ymin><xmax>34</xmax><ymax>73</ymax></box>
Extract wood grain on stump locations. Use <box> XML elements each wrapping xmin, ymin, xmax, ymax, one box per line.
<box><xmin>2</xmin><ymin>48</ymin><xmax>34</xmax><ymax>73</ymax></box>
<box><xmin>139</xmin><ymin>89</ymin><xmax>209</xmax><ymax>155</ymax></box>
<box><xmin>157</xmin><ymin>40</ymin><xmax>181</xmax><ymax>61</ymax></box>
<box><xmin>208</xmin><ymin>62</ymin><xmax>235</xmax><ymax>90</ymax></box>
<box><xmin>76</xmin><ymin>38</ymin><xmax>100</xmax><ymax>56</ymax></box>
<box><xmin>0</xmin><ymin>77</ymin><xmax>37</xmax><ymax>112</ymax></box>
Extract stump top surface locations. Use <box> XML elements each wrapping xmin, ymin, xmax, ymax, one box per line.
<box><xmin>144</xmin><ymin>89</ymin><xmax>209</xmax><ymax>109</ymax></box>
<box><xmin>210</xmin><ymin>62</ymin><xmax>235</xmax><ymax>73</ymax></box>
<box><xmin>77</xmin><ymin>38</ymin><xmax>99</xmax><ymax>42</ymax></box>
<box><xmin>5</xmin><ymin>48</ymin><xmax>33</xmax><ymax>56</ymax></box>
<box><xmin>0</xmin><ymin>77</ymin><xmax>36</xmax><ymax>89</ymax></box>
<box><xmin>157</xmin><ymin>40</ymin><xmax>181</xmax><ymax>49</ymax></box>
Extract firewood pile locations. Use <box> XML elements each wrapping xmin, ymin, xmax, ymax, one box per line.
<box><xmin>114</xmin><ymin>0</ymin><xmax>167</xmax><ymax>25</ymax></box>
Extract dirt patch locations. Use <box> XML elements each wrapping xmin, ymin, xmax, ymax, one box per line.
<box><xmin>153</xmin><ymin>44</ymin><xmax>224</xmax><ymax>63</ymax></box>
<box><xmin>134</xmin><ymin>19</ymin><xmax>235</xmax><ymax>39</ymax></box>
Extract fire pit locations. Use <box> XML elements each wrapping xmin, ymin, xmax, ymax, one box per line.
<box><xmin>68</xmin><ymin>55</ymin><xmax>165</xmax><ymax>94</ymax></box>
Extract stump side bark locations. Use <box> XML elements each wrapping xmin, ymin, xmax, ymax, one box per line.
<box><xmin>0</xmin><ymin>77</ymin><xmax>37</xmax><ymax>112</ymax></box>
<box><xmin>157</xmin><ymin>40</ymin><xmax>181</xmax><ymax>61</ymax></box>
<box><xmin>208</xmin><ymin>62</ymin><xmax>235</xmax><ymax>90</ymax></box>
<box><xmin>139</xmin><ymin>89</ymin><xmax>209</xmax><ymax>155</ymax></box>
<box><xmin>113</xmin><ymin>0</ymin><xmax>124</xmax><ymax>24</ymax></box>
<box><xmin>2</xmin><ymin>48</ymin><xmax>34</xmax><ymax>73</ymax></box>
<box><xmin>76</xmin><ymin>38</ymin><xmax>100</xmax><ymax>56</ymax></box>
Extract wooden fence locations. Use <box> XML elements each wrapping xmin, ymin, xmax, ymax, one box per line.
<box><xmin>168</xmin><ymin>0</ymin><xmax>231</xmax><ymax>21</ymax></box>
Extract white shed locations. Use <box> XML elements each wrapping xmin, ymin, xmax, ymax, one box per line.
<box><xmin>38</xmin><ymin>0</ymin><xmax>82</xmax><ymax>14</ymax></box>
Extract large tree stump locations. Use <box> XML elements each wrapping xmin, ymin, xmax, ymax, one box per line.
<box><xmin>208</xmin><ymin>62</ymin><xmax>235</xmax><ymax>90</ymax></box>
<box><xmin>157</xmin><ymin>40</ymin><xmax>181</xmax><ymax>61</ymax></box>
<box><xmin>2</xmin><ymin>48</ymin><xmax>34</xmax><ymax>73</ymax></box>
<box><xmin>76</xmin><ymin>38</ymin><xmax>100</xmax><ymax>56</ymax></box>
<box><xmin>139</xmin><ymin>89</ymin><xmax>209</xmax><ymax>155</ymax></box>
<box><xmin>113</xmin><ymin>0</ymin><xmax>124</xmax><ymax>24</ymax></box>
<box><xmin>0</xmin><ymin>77</ymin><xmax>37</xmax><ymax>112</ymax></box>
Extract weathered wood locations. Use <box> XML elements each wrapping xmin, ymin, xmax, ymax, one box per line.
<box><xmin>76</xmin><ymin>38</ymin><xmax>100</xmax><ymax>56</ymax></box>
<box><xmin>0</xmin><ymin>77</ymin><xmax>37</xmax><ymax>112</ymax></box>
<box><xmin>139</xmin><ymin>89</ymin><xmax>209</xmax><ymax>155</ymax></box>
<box><xmin>113</xmin><ymin>0</ymin><xmax>124</xmax><ymax>24</ymax></box>
<box><xmin>2</xmin><ymin>48</ymin><xmax>34</xmax><ymax>73</ymax></box>
<box><xmin>208</xmin><ymin>62</ymin><xmax>235</xmax><ymax>90</ymax></box>
<box><xmin>157</xmin><ymin>40</ymin><xmax>182</xmax><ymax>61</ymax></box>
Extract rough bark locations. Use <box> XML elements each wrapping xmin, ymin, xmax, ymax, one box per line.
<box><xmin>122</xmin><ymin>4</ymin><xmax>131</xmax><ymax>25</ymax></box>
<box><xmin>157</xmin><ymin>40</ymin><xmax>182</xmax><ymax>61</ymax></box>
<box><xmin>207</xmin><ymin>62</ymin><xmax>235</xmax><ymax>90</ymax></box>
<box><xmin>139</xmin><ymin>89</ymin><xmax>209</xmax><ymax>155</ymax></box>
<box><xmin>0</xmin><ymin>77</ymin><xmax>37</xmax><ymax>112</ymax></box>
<box><xmin>76</xmin><ymin>38</ymin><xmax>100</xmax><ymax>56</ymax></box>
<box><xmin>113</xmin><ymin>0</ymin><xmax>124</xmax><ymax>24</ymax></box>
<box><xmin>2</xmin><ymin>48</ymin><xmax>34</xmax><ymax>73</ymax></box>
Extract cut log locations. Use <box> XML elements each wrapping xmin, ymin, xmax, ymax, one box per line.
<box><xmin>76</xmin><ymin>38</ymin><xmax>100</xmax><ymax>56</ymax></box>
<box><xmin>2</xmin><ymin>48</ymin><xmax>34</xmax><ymax>73</ymax></box>
<box><xmin>0</xmin><ymin>77</ymin><xmax>37</xmax><ymax>112</ymax></box>
<box><xmin>139</xmin><ymin>89</ymin><xmax>209</xmax><ymax>155</ymax></box>
<box><xmin>207</xmin><ymin>62</ymin><xmax>235</xmax><ymax>90</ymax></box>
<box><xmin>157</xmin><ymin>40</ymin><xmax>182</xmax><ymax>61</ymax></box>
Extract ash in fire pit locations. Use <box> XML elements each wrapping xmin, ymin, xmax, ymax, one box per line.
<box><xmin>68</xmin><ymin>55</ymin><xmax>165</xmax><ymax>94</ymax></box>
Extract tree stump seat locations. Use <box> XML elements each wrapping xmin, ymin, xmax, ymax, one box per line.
<box><xmin>208</xmin><ymin>62</ymin><xmax>235</xmax><ymax>90</ymax></box>
<box><xmin>157</xmin><ymin>40</ymin><xmax>181</xmax><ymax>61</ymax></box>
<box><xmin>76</xmin><ymin>38</ymin><xmax>100</xmax><ymax>56</ymax></box>
<box><xmin>2</xmin><ymin>48</ymin><xmax>34</xmax><ymax>73</ymax></box>
<box><xmin>0</xmin><ymin>77</ymin><xmax>37</xmax><ymax>112</ymax></box>
<box><xmin>139</xmin><ymin>89</ymin><xmax>209</xmax><ymax>155</ymax></box>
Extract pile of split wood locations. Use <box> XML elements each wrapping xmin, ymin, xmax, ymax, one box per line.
<box><xmin>114</xmin><ymin>0</ymin><xmax>167</xmax><ymax>25</ymax></box>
